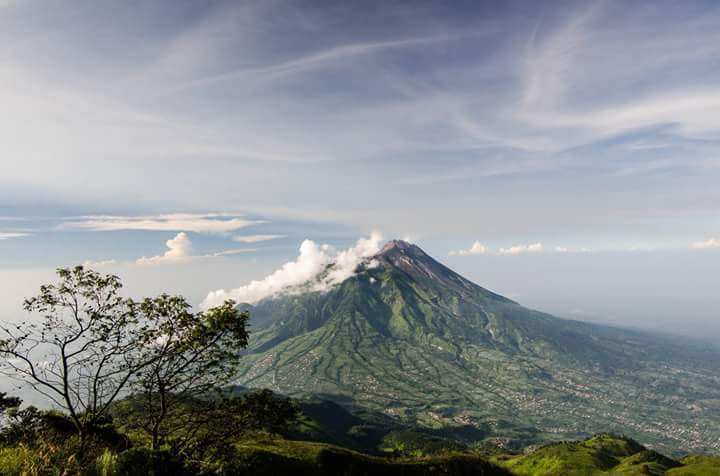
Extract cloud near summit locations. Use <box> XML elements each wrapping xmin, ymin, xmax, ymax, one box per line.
<box><xmin>202</xmin><ymin>232</ymin><xmax>383</xmax><ymax>308</ymax></box>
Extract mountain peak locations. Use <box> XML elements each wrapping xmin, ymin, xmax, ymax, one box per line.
<box><xmin>374</xmin><ymin>239</ymin><xmax>428</xmax><ymax>266</ymax></box>
<box><xmin>378</xmin><ymin>239</ymin><xmax>415</xmax><ymax>254</ymax></box>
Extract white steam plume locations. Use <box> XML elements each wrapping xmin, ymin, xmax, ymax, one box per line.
<box><xmin>202</xmin><ymin>232</ymin><xmax>383</xmax><ymax>308</ymax></box>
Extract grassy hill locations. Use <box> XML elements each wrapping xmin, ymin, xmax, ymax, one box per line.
<box><xmin>231</xmin><ymin>438</ymin><xmax>510</xmax><ymax>475</ymax></box>
<box><xmin>494</xmin><ymin>434</ymin><xmax>719</xmax><ymax>475</ymax></box>
<box><xmin>667</xmin><ymin>455</ymin><xmax>720</xmax><ymax>475</ymax></box>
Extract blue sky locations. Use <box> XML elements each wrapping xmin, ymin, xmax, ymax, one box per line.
<box><xmin>1</xmin><ymin>0</ymin><xmax>720</xmax><ymax>337</ymax></box>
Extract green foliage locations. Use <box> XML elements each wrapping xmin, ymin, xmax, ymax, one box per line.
<box><xmin>223</xmin><ymin>389</ymin><xmax>300</xmax><ymax>434</ymax></box>
<box><xmin>224</xmin><ymin>438</ymin><xmax>511</xmax><ymax>476</ymax></box>
<box><xmin>0</xmin><ymin>403</ymin><xmax>717</xmax><ymax>476</ymax></box>
<box><xmin>0</xmin><ymin>447</ymin><xmax>29</xmax><ymax>476</ymax></box>
<box><xmin>499</xmin><ymin>434</ymin><xmax>645</xmax><ymax>475</ymax></box>
<box><xmin>668</xmin><ymin>455</ymin><xmax>720</xmax><ymax>475</ymax></box>
<box><xmin>496</xmin><ymin>434</ymin><xmax>715</xmax><ymax>476</ymax></box>
<box><xmin>113</xmin><ymin>447</ymin><xmax>187</xmax><ymax>476</ymax></box>
<box><xmin>612</xmin><ymin>449</ymin><xmax>682</xmax><ymax>474</ymax></box>
<box><xmin>93</xmin><ymin>449</ymin><xmax>118</xmax><ymax>476</ymax></box>
<box><xmin>110</xmin><ymin>388</ymin><xmax>301</xmax><ymax>469</ymax></box>
<box><xmin>0</xmin><ymin>394</ymin><xmax>20</xmax><ymax>415</ymax></box>
<box><xmin>129</xmin><ymin>296</ymin><xmax>249</xmax><ymax>449</ymax></box>
<box><xmin>381</xmin><ymin>430</ymin><xmax>466</xmax><ymax>457</ymax></box>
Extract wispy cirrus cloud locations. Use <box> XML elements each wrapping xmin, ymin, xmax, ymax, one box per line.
<box><xmin>3</xmin><ymin>0</ymin><xmax>720</xmax><ymax>262</ymax></box>
<box><xmin>211</xmin><ymin>248</ymin><xmax>257</xmax><ymax>257</ymax></box>
<box><xmin>0</xmin><ymin>232</ymin><xmax>28</xmax><ymax>240</ymax></box>
<box><xmin>233</xmin><ymin>234</ymin><xmax>285</xmax><ymax>243</ymax></box>
<box><xmin>174</xmin><ymin>34</ymin><xmax>462</xmax><ymax>92</ymax></box>
<box><xmin>62</xmin><ymin>214</ymin><xmax>261</xmax><ymax>234</ymax></box>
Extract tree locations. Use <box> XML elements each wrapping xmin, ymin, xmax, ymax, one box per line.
<box><xmin>0</xmin><ymin>392</ymin><xmax>21</xmax><ymax>417</ymax></box>
<box><xmin>128</xmin><ymin>296</ymin><xmax>249</xmax><ymax>450</ymax></box>
<box><xmin>0</xmin><ymin>267</ymin><xmax>147</xmax><ymax>447</ymax></box>
<box><xmin>174</xmin><ymin>389</ymin><xmax>301</xmax><ymax>464</ymax></box>
<box><xmin>0</xmin><ymin>267</ymin><xmax>252</xmax><ymax>456</ymax></box>
<box><xmin>0</xmin><ymin>392</ymin><xmax>22</xmax><ymax>441</ymax></box>
<box><xmin>227</xmin><ymin>389</ymin><xmax>301</xmax><ymax>435</ymax></box>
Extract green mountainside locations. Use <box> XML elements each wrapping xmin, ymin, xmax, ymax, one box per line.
<box><xmin>234</xmin><ymin>240</ymin><xmax>720</xmax><ymax>455</ymax></box>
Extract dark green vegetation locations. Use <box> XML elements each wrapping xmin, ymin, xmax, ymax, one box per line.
<box><xmin>237</xmin><ymin>240</ymin><xmax>720</xmax><ymax>455</ymax></box>
<box><xmin>0</xmin><ymin>390</ymin><xmax>513</xmax><ymax>475</ymax></box>
<box><xmin>2</xmin><ymin>390</ymin><xmax>716</xmax><ymax>475</ymax></box>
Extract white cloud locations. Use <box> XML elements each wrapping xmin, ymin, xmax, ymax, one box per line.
<box><xmin>62</xmin><ymin>214</ymin><xmax>261</xmax><ymax>234</ymax></box>
<box><xmin>232</xmin><ymin>234</ymin><xmax>285</xmax><ymax>243</ymax></box>
<box><xmin>553</xmin><ymin>246</ymin><xmax>594</xmax><ymax>253</ymax></box>
<box><xmin>325</xmin><ymin>233</ymin><xmax>383</xmax><ymax>285</ymax></box>
<box><xmin>137</xmin><ymin>232</ymin><xmax>193</xmax><ymax>265</ymax></box>
<box><xmin>692</xmin><ymin>238</ymin><xmax>720</xmax><ymax>250</ymax></box>
<box><xmin>212</xmin><ymin>249</ymin><xmax>257</xmax><ymax>257</ymax></box>
<box><xmin>82</xmin><ymin>259</ymin><xmax>117</xmax><ymax>268</ymax></box>
<box><xmin>498</xmin><ymin>243</ymin><xmax>543</xmax><ymax>255</ymax></box>
<box><xmin>449</xmin><ymin>241</ymin><xmax>488</xmax><ymax>256</ymax></box>
<box><xmin>0</xmin><ymin>232</ymin><xmax>28</xmax><ymax>240</ymax></box>
<box><xmin>202</xmin><ymin>232</ymin><xmax>383</xmax><ymax>308</ymax></box>
<box><xmin>136</xmin><ymin>232</ymin><xmax>257</xmax><ymax>265</ymax></box>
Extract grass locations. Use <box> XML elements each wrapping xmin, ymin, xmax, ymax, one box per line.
<box><xmin>0</xmin><ymin>447</ymin><xmax>29</xmax><ymax>476</ymax></box>
<box><xmin>498</xmin><ymin>434</ymin><xmax>642</xmax><ymax>475</ymax></box>
<box><xmin>496</xmin><ymin>434</ymin><xmax>719</xmax><ymax>476</ymax></box>
<box><xmin>667</xmin><ymin>455</ymin><xmax>720</xmax><ymax>475</ymax></box>
<box><xmin>232</xmin><ymin>438</ymin><xmax>511</xmax><ymax>475</ymax></box>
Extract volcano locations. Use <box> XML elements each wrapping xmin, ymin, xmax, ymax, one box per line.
<box><xmin>234</xmin><ymin>240</ymin><xmax>720</xmax><ymax>454</ymax></box>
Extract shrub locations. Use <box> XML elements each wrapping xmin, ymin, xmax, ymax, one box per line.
<box><xmin>0</xmin><ymin>446</ymin><xmax>29</xmax><ymax>476</ymax></box>
<box><xmin>93</xmin><ymin>449</ymin><xmax>118</xmax><ymax>476</ymax></box>
<box><xmin>114</xmin><ymin>447</ymin><xmax>187</xmax><ymax>476</ymax></box>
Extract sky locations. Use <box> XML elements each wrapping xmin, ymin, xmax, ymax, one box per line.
<box><xmin>1</xmin><ymin>0</ymin><xmax>720</xmax><ymax>339</ymax></box>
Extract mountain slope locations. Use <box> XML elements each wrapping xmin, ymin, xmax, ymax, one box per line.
<box><xmin>234</xmin><ymin>240</ymin><xmax>720</xmax><ymax>454</ymax></box>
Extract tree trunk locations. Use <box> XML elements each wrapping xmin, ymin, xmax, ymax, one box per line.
<box><xmin>77</xmin><ymin>428</ymin><xmax>87</xmax><ymax>457</ymax></box>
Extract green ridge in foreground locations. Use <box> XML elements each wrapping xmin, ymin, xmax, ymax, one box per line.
<box><xmin>232</xmin><ymin>438</ymin><xmax>510</xmax><ymax>475</ymax></box>
<box><xmin>668</xmin><ymin>455</ymin><xmax>720</xmax><ymax>475</ymax></box>
<box><xmin>495</xmin><ymin>434</ymin><xmax>720</xmax><ymax>476</ymax></box>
